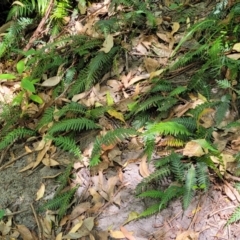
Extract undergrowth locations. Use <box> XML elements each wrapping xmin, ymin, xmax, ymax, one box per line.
<box><xmin>0</xmin><ymin>0</ymin><xmax>240</xmax><ymax>225</ymax></box>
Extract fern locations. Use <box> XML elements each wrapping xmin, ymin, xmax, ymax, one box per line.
<box><xmin>227</xmin><ymin>206</ymin><xmax>240</xmax><ymax>225</ymax></box>
<box><xmin>217</xmin><ymin>79</ymin><xmax>232</xmax><ymax>89</ymax></box>
<box><xmin>0</xmin><ymin>128</ymin><xmax>35</xmax><ymax>151</ymax></box>
<box><xmin>48</xmin><ymin>118</ymin><xmax>100</xmax><ymax>135</ymax></box>
<box><xmin>48</xmin><ymin>136</ymin><xmax>81</xmax><ymax>158</ymax></box>
<box><xmin>143</xmin><ymin>136</ymin><xmax>155</xmax><ymax>161</ymax></box>
<box><xmin>90</xmin><ymin>128</ymin><xmax>137</xmax><ymax>166</ymax></box>
<box><xmin>138</xmin><ymin>203</ymin><xmax>162</xmax><ymax>218</ymax></box>
<box><xmin>215</xmin><ymin>99</ymin><xmax>230</xmax><ymax>126</ymax></box>
<box><xmin>55</xmin><ymin>102</ymin><xmax>86</xmax><ymax>118</ymax></box>
<box><xmin>169</xmin><ymin>153</ymin><xmax>185</xmax><ymax>183</ymax></box>
<box><xmin>138</xmin><ymin>190</ymin><xmax>164</xmax><ymax>199</ymax></box>
<box><xmin>144</xmin><ymin>121</ymin><xmax>190</xmax><ymax>137</ymax></box>
<box><xmin>183</xmin><ymin>165</ymin><xmax>196</xmax><ymax>209</ymax></box>
<box><xmin>69</xmin><ymin>47</ymin><xmax>120</xmax><ymax>96</ymax></box>
<box><xmin>40</xmin><ymin>186</ymin><xmax>77</xmax><ymax>219</ymax></box>
<box><xmin>171</xmin><ymin>118</ymin><xmax>197</xmax><ymax>132</ymax></box>
<box><xmin>135</xmin><ymin>166</ymin><xmax>171</xmax><ymax>194</ymax></box>
<box><xmin>37</xmin><ymin>106</ymin><xmax>55</xmax><ymax>129</ymax></box>
<box><xmin>196</xmin><ymin>162</ymin><xmax>209</xmax><ymax>190</ymax></box>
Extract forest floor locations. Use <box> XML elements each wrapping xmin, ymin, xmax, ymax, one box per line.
<box><xmin>1</xmin><ymin>0</ymin><xmax>240</xmax><ymax>240</ymax></box>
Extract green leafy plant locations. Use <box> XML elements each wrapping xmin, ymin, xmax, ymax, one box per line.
<box><xmin>39</xmin><ymin>163</ymin><xmax>77</xmax><ymax>219</ymax></box>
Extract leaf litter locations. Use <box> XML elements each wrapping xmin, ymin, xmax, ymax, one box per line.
<box><xmin>1</xmin><ymin>0</ymin><xmax>240</xmax><ymax>240</ymax></box>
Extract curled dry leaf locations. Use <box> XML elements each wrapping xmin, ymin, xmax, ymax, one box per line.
<box><xmin>139</xmin><ymin>155</ymin><xmax>150</xmax><ymax>178</ymax></box>
<box><xmin>35</xmin><ymin>183</ymin><xmax>45</xmax><ymax>201</ymax></box>
<box><xmin>41</xmin><ymin>76</ymin><xmax>61</xmax><ymax>87</ymax></box>
<box><xmin>17</xmin><ymin>225</ymin><xmax>34</xmax><ymax>240</ymax></box>
<box><xmin>183</xmin><ymin>141</ymin><xmax>204</xmax><ymax>157</ymax></box>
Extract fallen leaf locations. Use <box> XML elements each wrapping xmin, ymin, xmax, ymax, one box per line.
<box><xmin>139</xmin><ymin>155</ymin><xmax>150</xmax><ymax>177</ymax></box>
<box><xmin>41</xmin><ymin>76</ymin><xmax>61</xmax><ymax>87</ymax></box>
<box><xmin>17</xmin><ymin>225</ymin><xmax>34</xmax><ymax>240</ymax></box>
<box><xmin>120</xmin><ymin>226</ymin><xmax>135</xmax><ymax>240</ymax></box>
<box><xmin>107</xmin><ymin>109</ymin><xmax>125</xmax><ymax>122</ymax></box>
<box><xmin>183</xmin><ymin>141</ymin><xmax>204</xmax><ymax>157</ymax></box>
<box><xmin>109</xmin><ymin>230</ymin><xmax>125</xmax><ymax>239</ymax></box>
<box><xmin>42</xmin><ymin>157</ymin><xmax>60</xmax><ymax>167</ymax></box>
<box><xmin>176</xmin><ymin>230</ymin><xmax>199</xmax><ymax>240</ymax></box>
<box><xmin>144</xmin><ymin>58</ymin><xmax>159</xmax><ymax>73</ymax></box>
<box><xmin>123</xmin><ymin>212</ymin><xmax>140</xmax><ymax>225</ymax></box>
<box><xmin>70</xmin><ymin>202</ymin><xmax>91</xmax><ymax>220</ymax></box>
<box><xmin>35</xmin><ymin>183</ymin><xmax>45</xmax><ymax>201</ymax></box>
<box><xmin>100</xmin><ymin>34</ymin><xmax>114</xmax><ymax>53</ymax></box>
<box><xmin>69</xmin><ymin>220</ymin><xmax>83</xmax><ymax>233</ymax></box>
<box><xmin>232</xmin><ymin>42</ymin><xmax>240</xmax><ymax>52</ymax></box>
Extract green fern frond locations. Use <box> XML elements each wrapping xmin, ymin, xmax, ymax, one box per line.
<box><xmin>215</xmin><ymin>100</ymin><xmax>229</xmax><ymax>125</ymax></box>
<box><xmin>183</xmin><ymin>165</ymin><xmax>196</xmax><ymax>209</ymax></box>
<box><xmin>138</xmin><ymin>190</ymin><xmax>164</xmax><ymax>199</ymax></box>
<box><xmin>150</xmin><ymin>80</ymin><xmax>173</xmax><ymax>93</ymax></box>
<box><xmin>69</xmin><ymin>46</ymin><xmax>120</xmax><ymax>96</ymax></box>
<box><xmin>86</xmin><ymin>106</ymin><xmax>111</xmax><ymax>119</ymax></box>
<box><xmin>171</xmin><ymin>118</ymin><xmax>197</xmax><ymax>132</ymax></box>
<box><xmin>189</xmin><ymin>102</ymin><xmax>217</xmax><ymax>120</ymax></box>
<box><xmin>169</xmin><ymin>152</ymin><xmax>185</xmax><ymax>182</ymax></box>
<box><xmin>0</xmin><ymin>128</ymin><xmax>35</xmax><ymax>151</ymax></box>
<box><xmin>55</xmin><ymin>102</ymin><xmax>86</xmax><ymax>118</ymax></box>
<box><xmin>90</xmin><ymin>128</ymin><xmax>137</xmax><ymax>166</ymax></box>
<box><xmin>48</xmin><ymin>136</ymin><xmax>81</xmax><ymax>158</ymax></box>
<box><xmin>216</xmin><ymin>79</ymin><xmax>232</xmax><ymax>89</ymax></box>
<box><xmin>159</xmin><ymin>185</ymin><xmax>184</xmax><ymax>210</ymax></box>
<box><xmin>131</xmin><ymin>113</ymin><xmax>151</xmax><ymax>129</ymax></box>
<box><xmin>144</xmin><ymin>121</ymin><xmax>190</xmax><ymax>137</ymax></box>
<box><xmin>143</xmin><ymin>136</ymin><xmax>155</xmax><ymax>161</ymax></box>
<box><xmin>196</xmin><ymin>162</ymin><xmax>209</xmax><ymax>190</ymax></box>
<box><xmin>37</xmin><ymin>106</ymin><xmax>55</xmax><ymax>129</ymax></box>
<box><xmin>169</xmin><ymin>86</ymin><xmax>187</xmax><ymax>97</ymax></box>
<box><xmin>157</xmin><ymin>98</ymin><xmax>178</xmax><ymax>112</ymax></box>
<box><xmin>40</xmin><ymin>186</ymin><xmax>77</xmax><ymax>219</ymax></box>
<box><xmin>135</xmin><ymin>166</ymin><xmax>171</xmax><ymax>194</ymax></box>
<box><xmin>133</xmin><ymin>95</ymin><xmax>165</xmax><ymax>113</ymax></box>
<box><xmin>227</xmin><ymin>206</ymin><xmax>240</xmax><ymax>225</ymax></box>
<box><xmin>139</xmin><ymin>203</ymin><xmax>161</xmax><ymax>218</ymax></box>
<box><xmin>163</xmin><ymin>138</ymin><xmax>185</xmax><ymax>147</ymax></box>
<box><xmin>48</xmin><ymin>118</ymin><xmax>100</xmax><ymax>135</ymax></box>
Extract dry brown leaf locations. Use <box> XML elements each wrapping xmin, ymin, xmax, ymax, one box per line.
<box><xmin>41</xmin><ymin>76</ymin><xmax>61</xmax><ymax>87</ymax></box>
<box><xmin>120</xmin><ymin>226</ymin><xmax>136</xmax><ymax>240</ymax></box>
<box><xmin>33</xmin><ymin>140</ymin><xmax>52</xmax><ymax>169</ymax></box>
<box><xmin>183</xmin><ymin>141</ymin><xmax>204</xmax><ymax>157</ymax></box>
<box><xmin>19</xmin><ymin>162</ymin><xmax>34</xmax><ymax>172</ymax></box>
<box><xmin>139</xmin><ymin>155</ymin><xmax>150</xmax><ymax>177</ymax></box>
<box><xmin>232</xmin><ymin>42</ymin><xmax>240</xmax><ymax>52</ymax></box>
<box><xmin>70</xmin><ymin>202</ymin><xmax>91</xmax><ymax>220</ymax></box>
<box><xmin>227</xmin><ymin>53</ymin><xmax>240</xmax><ymax>60</ymax></box>
<box><xmin>149</xmin><ymin>69</ymin><xmax>165</xmax><ymax>80</ymax></box>
<box><xmin>42</xmin><ymin>157</ymin><xmax>60</xmax><ymax>167</ymax></box>
<box><xmin>35</xmin><ymin>183</ymin><xmax>45</xmax><ymax>201</ymax></box>
<box><xmin>100</xmin><ymin>34</ymin><xmax>114</xmax><ymax>53</ymax></box>
<box><xmin>55</xmin><ymin>232</ymin><xmax>62</xmax><ymax>240</ymax></box>
<box><xmin>17</xmin><ymin>225</ymin><xmax>34</xmax><ymax>240</ymax></box>
<box><xmin>127</xmin><ymin>74</ymin><xmax>150</xmax><ymax>87</ymax></box>
<box><xmin>224</xmin><ymin>184</ymin><xmax>236</xmax><ymax>201</ymax></box>
<box><xmin>69</xmin><ymin>220</ymin><xmax>83</xmax><ymax>233</ymax></box>
<box><xmin>123</xmin><ymin>212</ymin><xmax>139</xmax><ymax>225</ymax></box>
<box><xmin>109</xmin><ymin>230</ymin><xmax>125</xmax><ymax>239</ymax></box>
<box><xmin>144</xmin><ymin>58</ymin><xmax>159</xmax><ymax>73</ymax></box>
<box><xmin>231</xmin><ymin>136</ymin><xmax>240</xmax><ymax>151</ymax></box>
<box><xmin>171</xmin><ymin>22</ymin><xmax>180</xmax><ymax>35</ymax></box>
<box><xmin>176</xmin><ymin>230</ymin><xmax>199</xmax><ymax>240</ymax></box>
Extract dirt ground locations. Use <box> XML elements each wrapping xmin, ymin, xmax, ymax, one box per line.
<box><xmin>0</xmin><ymin>143</ymin><xmax>239</xmax><ymax>240</ymax></box>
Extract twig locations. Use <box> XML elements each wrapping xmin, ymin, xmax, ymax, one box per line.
<box><xmin>30</xmin><ymin>203</ymin><xmax>42</xmax><ymax>240</ymax></box>
<box><xmin>21</xmin><ymin>0</ymin><xmax>55</xmax><ymax>53</ymax></box>
<box><xmin>0</xmin><ymin>152</ymin><xmax>31</xmax><ymax>171</ymax></box>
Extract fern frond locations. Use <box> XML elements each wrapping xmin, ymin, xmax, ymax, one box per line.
<box><xmin>215</xmin><ymin>100</ymin><xmax>229</xmax><ymax>125</ymax></box>
<box><xmin>169</xmin><ymin>86</ymin><xmax>187</xmax><ymax>97</ymax></box>
<box><xmin>138</xmin><ymin>190</ymin><xmax>164</xmax><ymax>199</ymax></box>
<box><xmin>48</xmin><ymin>118</ymin><xmax>99</xmax><ymax>135</ymax></box>
<box><xmin>144</xmin><ymin>121</ymin><xmax>190</xmax><ymax>137</ymax></box>
<box><xmin>86</xmin><ymin>106</ymin><xmax>110</xmax><ymax>119</ymax></box>
<box><xmin>139</xmin><ymin>203</ymin><xmax>161</xmax><ymax>218</ymax></box>
<box><xmin>150</xmin><ymin>80</ymin><xmax>173</xmax><ymax>93</ymax></box>
<box><xmin>171</xmin><ymin>118</ymin><xmax>197</xmax><ymax>132</ymax></box>
<box><xmin>227</xmin><ymin>206</ymin><xmax>240</xmax><ymax>225</ymax></box>
<box><xmin>90</xmin><ymin>128</ymin><xmax>137</xmax><ymax>165</ymax></box>
<box><xmin>69</xmin><ymin>46</ymin><xmax>120</xmax><ymax>96</ymax></box>
<box><xmin>196</xmin><ymin>162</ymin><xmax>209</xmax><ymax>190</ymax></box>
<box><xmin>169</xmin><ymin>153</ymin><xmax>185</xmax><ymax>182</ymax></box>
<box><xmin>135</xmin><ymin>166</ymin><xmax>171</xmax><ymax>194</ymax></box>
<box><xmin>37</xmin><ymin>106</ymin><xmax>55</xmax><ymax>129</ymax></box>
<box><xmin>159</xmin><ymin>185</ymin><xmax>184</xmax><ymax>209</ymax></box>
<box><xmin>157</xmin><ymin>97</ymin><xmax>178</xmax><ymax>112</ymax></box>
<box><xmin>143</xmin><ymin>136</ymin><xmax>155</xmax><ymax>161</ymax></box>
<box><xmin>55</xmin><ymin>102</ymin><xmax>86</xmax><ymax>118</ymax></box>
<box><xmin>133</xmin><ymin>95</ymin><xmax>165</xmax><ymax>113</ymax></box>
<box><xmin>0</xmin><ymin>128</ymin><xmax>35</xmax><ymax>151</ymax></box>
<box><xmin>48</xmin><ymin>136</ymin><xmax>81</xmax><ymax>158</ymax></box>
<box><xmin>183</xmin><ymin>165</ymin><xmax>196</xmax><ymax>209</ymax></box>
<box><xmin>216</xmin><ymin>79</ymin><xmax>232</xmax><ymax>89</ymax></box>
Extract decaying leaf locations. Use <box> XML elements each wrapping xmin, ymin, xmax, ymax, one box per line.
<box><xmin>35</xmin><ymin>183</ymin><xmax>45</xmax><ymax>201</ymax></box>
